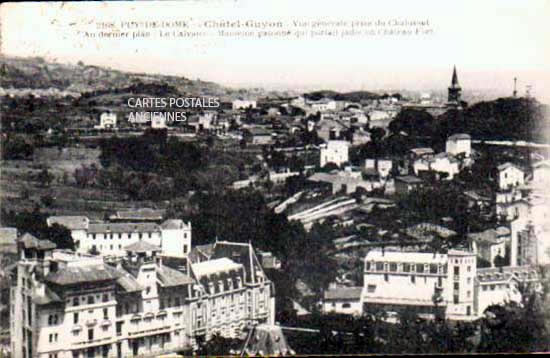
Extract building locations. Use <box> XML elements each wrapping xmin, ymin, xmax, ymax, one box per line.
<box><xmin>363</xmin><ymin>250</ymin><xmax>477</xmax><ymax>320</ymax></box>
<box><xmin>468</xmin><ymin>227</ymin><xmax>509</xmax><ymax>267</ymax></box>
<box><xmin>108</xmin><ymin>209</ymin><xmax>165</xmax><ymax>223</ymax></box>
<box><xmin>497</xmin><ymin>163</ymin><xmax>525</xmax><ymax>191</ymax></box>
<box><xmin>365</xmin><ymin>159</ymin><xmax>393</xmax><ymax>178</ymax></box>
<box><xmin>447</xmin><ymin>66</ymin><xmax>462</xmax><ymax>108</ymax></box>
<box><xmin>445</xmin><ymin>134</ymin><xmax>471</xmax><ymax>158</ymax></box>
<box><xmin>413</xmin><ymin>153</ymin><xmax>460</xmax><ymax>180</ymax></box>
<box><xmin>320</xmin><ymin>140</ymin><xmax>349</xmax><ymax>168</ymax></box>
<box><xmin>10</xmin><ymin>236</ymin><xmax>275</xmax><ymax>358</ymax></box>
<box><xmin>94</xmin><ymin>113</ymin><xmax>117</xmax><ymax>130</ymax></box>
<box><xmin>151</xmin><ymin>114</ymin><xmax>167</xmax><ymax>129</ymax></box>
<box><xmin>243</xmin><ymin>127</ymin><xmax>273</xmax><ymax>145</ymax></box>
<box><xmin>322</xmin><ymin>287</ymin><xmax>363</xmax><ymax>316</ymax></box>
<box><xmin>394</xmin><ymin>176</ymin><xmax>423</xmax><ymax>195</ymax></box>
<box><xmin>0</xmin><ymin>227</ymin><xmax>18</xmax><ymax>255</ymax></box>
<box><xmin>232</xmin><ymin>100</ymin><xmax>257</xmax><ymax>110</ymax></box>
<box><xmin>239</xmin><ymin>324</ymin><xmax>295</xmax><ymax>356</ymax></box>
<box><xmin>48</xmin><ymin>216</ymin><xmax>191</xmax><ymax>258</ymax></box>
<box><xmin>308</xmin><ymin>99</ymin><xmax>337</xmax><ymax>112</ymax></box>
<box><xmin>532</xmin><ymin>160</ymin><xmax>550</xmax><ymax>185</ymax></box>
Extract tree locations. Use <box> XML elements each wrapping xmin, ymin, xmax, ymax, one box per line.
<box><xmin>37</xmin><ymin>168</ymin><xmax>54</xmax><ymax>187</ymax></box>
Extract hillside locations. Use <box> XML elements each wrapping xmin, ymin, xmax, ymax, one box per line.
<box><xmin>0</xmin><ymin>56</ymin><xmax>244</xmax><ymax>100</ymax></box>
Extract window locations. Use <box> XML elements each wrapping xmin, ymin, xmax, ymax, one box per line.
<box><xmin>416</xmin><ymin>264</ymin><xmax>424</xmax><ymax>273</ymax></box>
<box><xmin>88</xmin><ymin>329</ymin><xmax>94</xmax><ymax>341</ymax></box>
<box><xmin>92</xmin><ymin>234</ymin><xmax>96</xmax><ymax>240</ymax></box>
<box><xmin>454</xmin><ymin>266</ymin><xmax>460</xmax><ymax>276</ymax></box>
<box><xmin>384</xmin><ymin>273</ymin><xmax>389</xmax><ymax>282</ymax></box>
<box><xmin>367</xmin><ymin>285</ymin><xmax>376</xmax><ymax>293</ymax></box>
<box><xmin>342</xmin><ymin>303</ymin><xmax>351</xmax><ymax>309</ymax></box>
<box><xmin>389</xmin><ymin>263</ymin><xmax>397</xmax><ymax>272</ymax></box>
<box><xmin>73</xmin><ymin>312</ymin><xmax>79</xmax><ymax>324</ymax></box>
<box><xmin>116</xmin><ymin>322</ymin><xmax>123</xmax><ymax>336</ymax></box>
<box><xmin>467</xmin><ymin>266</ymin><xmax>471</xmax><ymax>272</ymax></box>
<box><xmin>73</xmin><ymin>297</ymin><xmax>79</xmax><ymax>306</ymax></box>
<box><xmin>103</xmin><ymin>308</ymin><xmax>108</xmax><ymax>320</ymax></box>
<box><xmin>467</xmin><ymin>290</ymin><xmax>471</xmax><ymax>298</ymax></box>
<box><xmin>429</xmin><ymin>264</ymin><xmax>438</xmax><ymax>274</ymax></box>
<box><xmin>454</xmin><ymin>282</ymin><xmax>459</xmax><ymax>291</ymax></box>
<box><xmin>411</xmin><ymin>275</ymin><xmax>416</xmax><ymax>284</ymax></box>
<box><xmin>88</xmin><ymin>296</ymin><xmax>95</xmax><ymax>305</ymax></box>
<box><xmin>366</xmin><ymin>262</ymin><xmax>371</xmax><ymax>271</ymax></box>
<box><xmin>453</xmin><ymin>295</ymin><xmax>459</xmax><ymax>304</ymax></box>
<box><xmin>403</xmin><ymin>263</ymin><xmax>411</xmax><ymax>273</ymax></box>
<box><xmin>376</xmin><ymin>262</ymin><xmax>384</xmax><ymax>271</ymax></box>
<box><xmin>102</xmin><ymin>294</ymin><xmax>109</xmax><ymax>302</ymax></box>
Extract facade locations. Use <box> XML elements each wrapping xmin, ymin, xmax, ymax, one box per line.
<box><xmin>365</xmin><ymin>159</ymin><xmax>393</xmax><ymax>178</ymax></box>
<box><xmin>468</xmin><ymin>227</ymin><xmax>509</xmax><ymax>267</ymax></box>
<box><xmin>322</xmin><ymin>287</ymin><xmax>363</xmax><ymax>316</ymax></box>
<box><xmin>320</xmin><ymin>140</ymin><xmax>349</xmax><ymax>168</ymax></box>
<box><xmin>10</xmin><ymin>236</ymin><xmax>275</xmax><ymax>358</ymax></box>
<box><xmin>95</xmin><ymin>113</ymin><xmax>117</xmax><ymax>130</ymax></box>
<box><xmin>532</xmin><ymin>160</ymin><xmax>550</xmax><ymax>185</ymax></box>
<box><xmin>363</xmin><ymin>250</ymin><xmax>477</xmax><ymax>320</ymax></box>
<box><xmin>394</xmin><ymin>176</ymin><xmax>423</xmax><ymax>195</ymax></box>
<box><xmin>497</xmin><ymin>163</ymin><xmax>525</xmax><ymax>191</ymax></box>
<box><xmin>445</xmin><ymin>134</ymin><xmax>471</xmax><ymax>158</ymax></box>
<box><xmin>413</xmin><ymin>153</ymin><xmax>460</xmax><ymax>180</ymax></box>
<box><xmin>48</xmin><ymin>216</ymin><xmax>192</xmax><ymax>258</ymax></box>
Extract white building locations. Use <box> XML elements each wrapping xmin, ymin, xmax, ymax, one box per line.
<box><xmin>10</xmin><ymin>237</ymin><xmax>275</xmax><ymax>358</ymax></box>
<box><xmin>48</xmin><ymin>216</ymin><xmax>192</xmax><ymax>258</ymax></box>
<box><xmin>320</xmin><ymin>140</ymin><xmax>350</xmax><ymax>168</ymax></box>
<box><xmin>497</xmin><ymin>162</ymin><xmax>525</xmax><ymax>191</ymax></box>
<box><xmin>445</xmin><ymin>133</ymin><xmax>471</xmax><ymax>158</ymax></box>
<box><xmin>363</xmin><ymin>250</ymin><xmax>477</xmax><ymax>320</ymax></box>
<box><xmin>232</xmin><ymin>100</ymin><xmax>257</xmax><ymax>110</ymax></box>
<box><xmin>151</xmin><ymin>114</ymin><xmax>167</xmax><ymax>129</ymax></box>
<box><xmin>94</xmin><ymin>113</ymin><xmax>117</xmax><ymax>130</ymax></box>
<box><xmin>365</xmin><ymin>159</ymin><xmax>393</xmax><ymax>178</ymax></box>
<box><xmin>362</xmin><ymin>249</ymin><xmax>539</xmax><ymax>321</ymax></box>
<box><xmin>532</xmin><ymin>160</ymin><xmax>550</xmax><ymax>185</ymax></box>
<box><xmin>413</xmin><ymin>153</ymin><xmax>460</xmax><ymax>180</ymax></box>
<box><xmin>309</xmin><ymin>99</ymin><xmax>337</xmax><ymax>112</ymax></box>
<box><xmin>322</xmin><ymin>287</ymin><xmax>363</xmax><ymax>316</ymax></box>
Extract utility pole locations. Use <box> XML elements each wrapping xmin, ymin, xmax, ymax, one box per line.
<box><xmin>513</xmin><ymin>77</ymin><xmax>517</xmax><ymax>98</ymax></box>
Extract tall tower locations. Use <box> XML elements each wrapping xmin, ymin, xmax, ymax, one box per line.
<box><xmin>447</xmin><ymin>65</ymin><xmax>462</xmax><ymax>106</ymax></box>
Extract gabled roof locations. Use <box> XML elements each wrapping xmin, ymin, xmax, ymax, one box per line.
<box><xmin>116</xmin><ymin>268</ymin><xmax>143</xmax><ymax>293</ymax></box>
<box><xmin>324</xmin><ymin>286</ymin><xmax>362</xmax><ymax>301</ymax></box>
<box><xmin>47</xmin><ymin>216</ymin><xmax>89</xmax><ymax>230</ymax></box>
<box><xmin>395</xmin><ymin>175</ymin><xmax>423</xmax><ymax>184</ymax></box>
<box><xmin>497</xmin><ymin>162</ymin><xmax>523</xmax><ymax>172</ymax></box>
<box><xmin>533</xmin><ymin>160</ymin><xmax>550</xmax><ymax>169</ymax></box>
<box><xmin>124</xmin><ymin>240</ymin><xmax>161</xmax><ymax>253</ymax></box>
<box><xmin>46</xmin><ymin>264</ymin><xmax>121</xmax><ymax>285</ymax></box>
<box><xmin>212</xmin><ymin>241</ymin><xmax>267</xmax><ymax>284</ymax></box>
<box><xmin>19</xmin><ymin>233</ymin><xmax>56</xmax><ymax>250</ymax></box>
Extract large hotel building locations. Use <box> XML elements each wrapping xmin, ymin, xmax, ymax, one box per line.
<box><xmin>10</xmin><ymin>234</ymin><xmax>275</xmax><ymax>358</ymax></box>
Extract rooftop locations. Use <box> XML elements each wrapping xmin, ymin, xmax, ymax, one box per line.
<box><xmin>124</xmin><ymin>240</ymin><xmax>161</xmax><ymax>253</ymax></box>
<box><xmin>192</xmin><ymin>257</ymin><xmax>243</xmax><ymax>277</ymax></box>
<box><xmin>19</xmin><ymin>233</ymin><xmax>56</xmax><ymax>250</ymax></box>
<box><xmin>497</xmin><ymin>162</ymin><xmax>523</xmax><ymax>172</ymax></box>
<box><xmin>448</xmin><ymin>133</ymin><xmax>471</xmax><ymax>141</ymax></box>
<box><xmin>47</xmin><ymin>216</ymin><xmax>89</xmax><ymax>230</ymax></box>
<box><xmin>88</xmin><ymin>222</ymin><xmax>160</xmax><ymax>234</ymax></box>
<box><xmin>324</xmin><ymin>286</ymin><xmax>363</xmax><ymax>301</ymax></box>
<box><xmin>395</xmin><ymin>175</ymin><xmax>423</xmax><ymax>184</ymax></box>
<box><xmin>158</xmin><ymin>265</ymin><xmax>194</xmax><ymax>287</ymax></box>
<box><xmin>160</xmin><ymin>219</ymin><xmax>189</xmax><ymax>230</ymax></box>
<box><xmin>46</xmin><ymin>264</ymin><xmax>121</xmax><ymax>285</ymax></box>
<box><xmin>110</xmin><ymin>208</ymin><xmax>165</xmax><ymax>221</ymax></box>
<box><xmin>366</xmin><ymin>250</ymin><xmax>448</xmax><ymax>264</ymax></box>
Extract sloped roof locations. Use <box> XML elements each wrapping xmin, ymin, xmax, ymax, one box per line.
<box><xmin>324</xmin><ymin>287</ymin><xmax>363</xmax><ymax>301</ymax></box>
<box><xmin>33</xmin><ymin>287</ymin><xmax>63</xmax><ymax>305</ymax></box>
<box><xmin>116</xmin><ymin>269</ymin><xmax>143</xmax><ymax>292</ymax></box>
<box><xmin>160</xmin><ymin>219</ymin><xmax>188</xmax><ymax>230</ymax></box>
<box><xmin>497</xmin><ymin>162</ymin><xmax>523</xmax><ymax>172</ymax></box>
<box><xmin>124</xmin><ymin>240</ymin><xmax>161</xmax><ymax>253</ymax></box>
<box><xmin>448</xmin><ymin>133</ymin><xmax>471</xmax><ymax>141</ymax></box>
<box><xmin>19</xmin><ymin>233</ymin><xmax>56</xmax><ymax>250</ymax></box>
<box><xmin>110</xmin><ymin>208</ymin><xmax>165</xmax><ymax>221</ymax></box>
<box><xmin>212</xmin><ymin>241</ymin><xmax>265</xmax><ymax>284</ymax></box>
<box><xmin>192</xmin><ymin>258</ymin><xmax>243</xmax><ymax>278</ymax></box>
<box><xmin>395</xmin><ymin>175</ymin><xmax>423</xmax><ymax>184</ymax></box>
<box><xmin>410</xmin><ymin>147</ymin><xmax>434</xmax><ymax>156</ymax></box>
<box><xmin>158</xmin><ymin>265</ymin><xmax>194</xmax><ymax>287</ymax></box>
<box><xmin>242</xmin><ymin>324</ymin><xmax>295</xmax><ymax>357</ymax></box>
<box><xmin>47</xmin><ymin>216</ymin><xmax>89</xmax><ymax>230</ymax></box>
<box><xmin>45</xmin><ymin>264</ymin><xmax>121</xmax><ymax>285</ymax></box>
<box><xmin>88</xmin><ymin>223</ymin><xmax>160</xmax><ymax>234</ymax></box>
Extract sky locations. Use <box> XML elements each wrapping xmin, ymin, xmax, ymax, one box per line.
<box><xmin>1</xmin><ymin>0</ymin><xmax>549</xmax><ymax>102</ymax></box>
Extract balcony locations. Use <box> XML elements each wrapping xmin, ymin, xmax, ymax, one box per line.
<box><xmin>85</xmin><ymin>319</ymin><xmax>97</xmax><ymax>327</ymax></box>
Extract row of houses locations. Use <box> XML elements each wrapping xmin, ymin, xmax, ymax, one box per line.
<box><xmin>9</xmin><ymin>234</ymin><xmax>275</xmax><ymax>358</ymax></box>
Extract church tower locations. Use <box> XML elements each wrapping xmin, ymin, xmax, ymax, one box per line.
<box><xmin>447</xmin><ymin>66</ymin><xmax>462</xmax><ymax>108</ymax></box>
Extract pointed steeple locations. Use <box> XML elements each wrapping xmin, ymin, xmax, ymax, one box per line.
<box><xmin>451</xmin><ymin>65</ymin><xmax>460</xmax><ymax>88</ymax></box>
